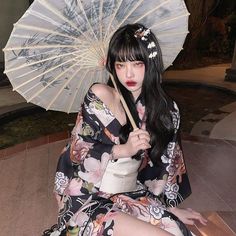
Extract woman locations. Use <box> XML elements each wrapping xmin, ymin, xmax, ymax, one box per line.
<box><xmin>44</xmin><ymin>23</ymin><xmax>206</xmax><ymax>236</ymax></box>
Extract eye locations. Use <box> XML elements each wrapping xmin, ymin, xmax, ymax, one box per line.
<box><xmin>115</xmin><ymin>63</ymin><xmax>125</xmax><ymax>69</ymax></box>
<box><xmin>134</xmin><ymin>61</ymin><xmax>144</xmax><ymax>67</ymax></box>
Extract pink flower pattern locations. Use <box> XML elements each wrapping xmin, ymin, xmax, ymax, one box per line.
<box><xmin>65</xmin><ymin>178</ymin><xmax>83</xmax><ymax>196</ymax></box>
<box><xmin>70</xmin><ymin>136</ymin><xmax>94</xmax><ymax>164</ymax></box>
<box><xmin>78</xmin><ymin>153</ymin><xmax>110</xmax><ymax>188</ymax></box>
<box><xmin>53</xmin><ymin>88</ymin><xmax>192</xmax><ymax>236</ymax></box>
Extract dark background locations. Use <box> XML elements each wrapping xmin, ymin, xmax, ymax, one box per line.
<box><xmin>173</xmin><ymin>0</ymin><xmax>236</xmax><ymax>69</ymax></box>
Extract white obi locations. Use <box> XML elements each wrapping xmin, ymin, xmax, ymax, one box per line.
<box><xmin>100</xmin><ymin>157</ymin><xmax>141</xmax><ymax>194</ymax></box>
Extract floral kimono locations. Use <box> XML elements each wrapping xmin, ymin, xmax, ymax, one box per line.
<box><xmin>52</xmin><ymin>87</ymin><xmax>192</xmax><ymax>236</ymax></box>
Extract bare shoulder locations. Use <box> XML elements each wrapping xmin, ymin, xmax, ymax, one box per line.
<box><xmin>90</xmin><ymin>83</ymin><xmax>117</xmax><ymax>105</ymax></box>
<box><xmin>90</xmin><ymin>83</ymin><xmax>126</xmax><ymax>125</ymax></box>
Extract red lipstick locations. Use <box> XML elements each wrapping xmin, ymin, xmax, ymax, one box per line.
<box><xmin>126</xmin><ymin>81</ymin><xmax>137</xmax><ymax>87</ymax></box>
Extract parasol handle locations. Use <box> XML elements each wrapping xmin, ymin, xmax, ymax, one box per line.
<box><xmin>109</xmin><ymin>73</ymin><xmax>137</xmax><ymax>130</ymax></box>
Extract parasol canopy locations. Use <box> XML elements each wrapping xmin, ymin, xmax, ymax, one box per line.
<box><xmin>3</xmin><ymin>0</ymin><xmax>190</xmax><ymax>113</ymax></box>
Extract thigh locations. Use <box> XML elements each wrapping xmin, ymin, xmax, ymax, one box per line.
<box><xmin>109</xmin><ymin>194</ymin><xmax>185</xmax><ymax>236</ymax></box>
<box><xmin>112</xmin><ymin>212</ymin><xmax>174</xmax><ymax>236</ymax></box>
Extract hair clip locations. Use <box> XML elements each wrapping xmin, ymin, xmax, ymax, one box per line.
<box><xmin>147</xmin><ymin>42</ymin><xmax>156</xmax><ymax>49</ymax></box>
<box><xmin>149</xmin><ymin>51</ymin><xmax>158</xmax><ymax>58</ymax></box>
<box><xmin>134</xmin><ymin>27</ymin><xmax>150</xmax><ymax>41</ymax></box>
<box><xmin>134</xmin><ymin>28</ymin><xmax>158</xmax><ymax>59</ymax></box>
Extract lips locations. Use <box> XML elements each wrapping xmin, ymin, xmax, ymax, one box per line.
<box><xmin>126</xmin><ymin>81</ymin><xmax>137</xmax><ymax>87</ymax></box>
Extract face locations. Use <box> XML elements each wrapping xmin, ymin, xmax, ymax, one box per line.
<box><xmin>114</xmin><ymin>60</ymin><xmax>145</xmax><ymax>100</ymax></box>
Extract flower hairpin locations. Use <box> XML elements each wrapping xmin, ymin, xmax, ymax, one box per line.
<box><xmin>147</xmin><ymin>42</ymin><xmax>155</xmax><ymax>49</ymax></box>
<box><xmin>149</xmin><ymin>51</ymin><xmax>158</xmax><ymax>58</ymax></box>
<box><xmin>134</xmin><ymin>27</ymin><xmax>158</xmax><ymax>59</ymax></box>
<box><xmin>134</xmin><ymin>27</ymin><xmax>150</xmax><ymax>41</ymax></box>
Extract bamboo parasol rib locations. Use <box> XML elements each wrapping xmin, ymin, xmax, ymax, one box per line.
<box><xmin>4</xmin><ymin>0</ymin><xmax>189</xmax><ymax>115</ymax></box>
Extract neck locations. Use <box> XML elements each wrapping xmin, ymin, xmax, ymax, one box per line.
<box><xmin>132</xmin><ymin>90</ymin><xmax>141</xmax><ymax>102</ymax></box>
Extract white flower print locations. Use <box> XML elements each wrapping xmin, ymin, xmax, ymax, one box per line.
<box><xmin>147</xmin><ymin>42</ymin><xmax>156</xmax><ymax>48</ymax></box>
<box><xmin>54</xmin><ymin>172</ymin><xmax>69</xmax><ymax>195</ymax></box>
<box><xmin>165</xmin><ymin>183</ymin><xmax>179</xmax><ymax>200</ymax></box>
<box><xmin>149</xmin><ymin>51</ymin><xmax>158</xmax><ymax>58</ymax></box>
<box><xmin>166</xmin><ymin>142</ymin><xmax>175</xmax><ymax>158</ymax></box>
<box><xmin>149</xmin><ymin>205</ymin><xmax>164</xmax><ymax>220</ymax></box>
<box><xmin>145</xmin><ymin>179</ymin><xmax>166</xmax><ymax>196</ymax></box>
<box><xmin>161</xmin><ymin>154</ymin><xmax>169</xmax><ymax>164</ymax></box>
<box><xmin>171</xmin><ymin>102</ymin><xmax>180</xmax><ymax>132</ymax></box>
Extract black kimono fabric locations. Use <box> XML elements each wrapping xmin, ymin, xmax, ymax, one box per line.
<box><xmin>52</xmin><ymin>88</ymin><xmax>192</xmax><ymax>236</ymax></box>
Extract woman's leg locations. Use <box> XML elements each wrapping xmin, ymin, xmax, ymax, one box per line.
<box><xmin>112</xmin><ymin>212</ymin><xmax>174</xmax><ymax>236</ymax></box>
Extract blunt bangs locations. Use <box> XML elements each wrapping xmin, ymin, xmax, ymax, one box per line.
<box><xmin>111</xmin><ymin>36</ymin><xmax>147</xmax><ymax>63</ymax></box>
<box><xmin>116</xmin><ymin>42</ymin><xmax>145</xmax><ymax>62</ymax></box>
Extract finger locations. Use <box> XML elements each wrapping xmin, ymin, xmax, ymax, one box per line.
<box><xmin>135</xmin><ymin>131</ymin><xmax>150</xmax><ymax>141</ymax></box>
<box><xmin>196</xmin><ymin>214</ymin><xmax>208</xmax><ymax>225</ymax></box>
<box><xmin>187</xmin><ymin>209</ymin><xmax>207</xmax><ymax>220</ymax></box>
<box><xmin>199</xmin><ymin>217</ymin><xmax>208</xmax><ymax>225</ymax></box>
<box><xmin>136</xmin><ymin>138</ymin><xmax>151</xmax><ymax>145</ymax></box>
<box><xmin>132</xmin><ymin>128</ymin><xmax>147</xmax><ymax>134</ymax></box>
<box><xmin>191</xmin><ymin>215</ymin><xmax>207</xmax><ymax>225</ymax></box>
<box><xmin>139</xmin><ymin>143</ymin><xmax>151</xmax><ymax>151</ymax></box>
<box><xmin>187</xmin><ymin>208</ymin><xmax>201</xmax><ymax>217</ymax></box>
<box><xmin>132</xmin><ymin>139</ymin><xmax>151</xmax><ymax>147</ymax></box>
<box><xmin>183</xmin><ymin>219</ymin><xmax>194</xmax><ymax>225</ymax></box>
<box><xmin>130</xmin><ymin>131</ymin><xmax>150</xmax><ymax>143</ymax></box>
<box><xmin>136</xmin><ymin>140</ymin><xmax>151</xmax><ymax>149</ymax></box>
<box><xmin>129</xmin><ymin>134</ymin><xmax>140</xmax><ymax>141</ymax></box>
<box><xmin>137</xmin><ymin>134</ymin><xmax>150</xmax><ymax>142</ymax></box>
<box><xmin>132</xmin><ymin>128</ymin><xmax>141</xmax><ymax>134</ymax></box>
<box><xmin>187</xmin><ymin>210</ymin><xmax>208</xmax><ymax>226</ymax></box>
<box><xmin>135</xmin><ymin>129</ymin><xmax>150</xmax><ymax>136</ymax></box>
<box><xmin>130</xmin><ymin>129</ymin><xmax>143</xmax><ymax>138</ymax></box>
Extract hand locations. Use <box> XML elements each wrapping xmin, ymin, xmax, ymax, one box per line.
<box><xmin>124</xmin><ymin>128</ymin><xmax>151</xmax><ymax>157</ymax></box>
<box><xmin>111</xmin><ymin>129</ymin><xmax>151</xmax><ymax>159</ymax></box>
<box><xmin>168</xmin><ymin>207</ymin><xmax>207</xmax><ymax>226</ymax></box>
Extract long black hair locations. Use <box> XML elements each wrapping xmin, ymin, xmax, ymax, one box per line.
<box><xmin>106</xmin><ymin>23</ymin><xmax>176</xmax><ymax>165</ymax></box>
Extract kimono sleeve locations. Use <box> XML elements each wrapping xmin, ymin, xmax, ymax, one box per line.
<box><xmin>54</xmin><ymin>93</ymin><xmax>114</xmax><ymax>196</ymax></box>
<box><xmin>69</xmin><ymin>100</ymin><xmax>114</xmax><ymax>165</ymax></box>
<box><xmin>161</xmin><ymin>128</ymin><xmax>192</xmax><ymax>207</ymax></box>
<box><xmin>138</xmin><ymin>102</ymin><xmax>191</xmax><ymax>207</ymax></box>
<box><xmin>54</xmin><ymin>93</ymin><xmax>115</xmax><ymax>232</ymax></box>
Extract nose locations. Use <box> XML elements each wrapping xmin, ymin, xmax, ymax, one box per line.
<box><xmin>126</xmin><ymin>63</ymin><xmax>134</xmax><ymax>78</ymax></box>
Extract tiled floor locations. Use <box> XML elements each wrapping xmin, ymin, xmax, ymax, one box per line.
<box><xmin>0</xmin><ymin>133</ymin><xmax>236</xmax><ymax>235</ymax></box>
<box><xmin>181</xmin><ymin>136</ymin><xmax>236</xmax><ymax>211</ymax></box>
<box><xmin>0</xmin><ymin>139</ymin><xmax>67</xmax><ymax>236</ymax></box>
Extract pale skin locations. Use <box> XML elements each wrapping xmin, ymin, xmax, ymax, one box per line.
<box><xmin>91</xmin><ymin>60</ymin><xmax>207</xmax><ymax>235</ymax></box>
